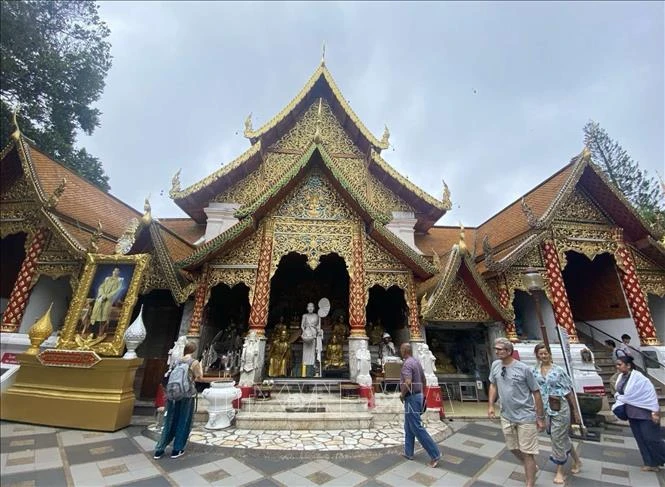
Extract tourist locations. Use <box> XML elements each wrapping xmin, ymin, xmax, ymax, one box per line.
<box><xmin>532</xmin><ymin>343</ymin><xmax>582</xmax><ymax>484</ymax></box>
<box><xmin>488</xmin><ymin>338</ymin><xmax>545</xmax><ymax>487</ymax></box>
<box><xmin>612</xmin><ymin>355</ymin><xmax>665</xmax><ymax>471</ymax></box>
<box><xmin>618</xmin><ymin>334</ymin><xmax>634</xmax><ymax>358</ymax></box>
<box><xmin>153</xmin><ymin>341</ymin><xmax>203</xmax><ymax>459</ymax></box>
<box><xmin>399</xmin><ymin>343</ymin><xmax>441</xmax><ymax>467</ymax></box>
<box><xmin>605</xmin><ymin>339</ymin><xmax>622</xmax><ymax>394</ymax></box>
<box><xmin>380</xmin><ymin>332</ymin><xmax>397</xmax><ymax>366</ymax></box>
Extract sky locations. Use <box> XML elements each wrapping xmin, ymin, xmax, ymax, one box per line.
<box><xmin>80</xmin><ymin>1</ymin><xmax>664</xmax><ymax>228</ymax></box>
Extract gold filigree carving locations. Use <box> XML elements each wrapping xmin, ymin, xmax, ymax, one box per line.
<box><xmin>552</xmin><ymin>222</ymin><xmax>619</xmax><ymax>270</ymax></box>
<box><xmin>275</xmin><ymin>170</ymin><xmax>357</xmax><ymax>221</ymax></box>
<box><xmin>365</xmin><ymin>271</ymin><xmax>409</xmax><ymax>293</ymax></box>
<box><xmin>1</xmin><ymin>176</ymin><xmax>33</xmax><ymax>202</ymax></box>
<box><xmin>512</xmin><ymin>246</ymin><xmax>544</xmax><ymax>269</ymax></box>
<box><xmin>270</xmin><ymin>217</ymin><xmax>355</xmax><ymax>274</ymax></box>
<box><xmin>214</xmin><ymin>230</ymin><xmax>262</xmax><ymax>266</ymax></box>
<box><xmin>364</xmin><ymin>234</ymin><xmax>407</xmax><ymax>271</ymax></box>
<box><xmin>555</xmin><ymin>189</ymin><xmax>612</xmax><ymax>224</ymax></box>
<box><xmin>367</xmin><ymin>172</ymin><xmax>413</xmax><ymax>213</ymax></box>
<box><xmin>504</xmin><ymin>269</ymin><xmax>553</xmax><ymax>307</ymax></box>
<box><xmin>630</xmin><ymin>249</ymin><xmax>661</xmax><ymax>272</ymax></box>
<box><xmin>638</xmin><ymin>272</ymin><xmax>665</xmax><ymax>298</ymax></box>
<box><xmin>425</xmin><ymin>277</ymin><xmax>491</xmax><ymax>322</ymax></box>
<box><xmin>209</xmin><ymin>267</ymin><xmax>257</xmax><ymax>303</ymax></box>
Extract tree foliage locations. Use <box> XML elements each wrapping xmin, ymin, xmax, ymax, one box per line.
<box><xmin>0</xmin><ymin>0</ymin><xmax>112</xmax><ymax>190</ymax></box>
<box><xmin>583</xmin><ymin>121</ymin><xmax>664</xmax><ymax>232</ymax></box>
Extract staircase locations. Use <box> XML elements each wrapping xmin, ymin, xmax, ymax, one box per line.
<box><xmin>577</xmin><ymin>330</ymin><xmax>665</xmax><ymax>413</ymax></box>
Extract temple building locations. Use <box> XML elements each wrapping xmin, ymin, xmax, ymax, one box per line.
<box><xmin>2</xmin><ymin>60</ymin><xmax>664</xmax><ymax>405</ymax></box>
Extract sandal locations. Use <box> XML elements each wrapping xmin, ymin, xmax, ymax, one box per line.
<box><xmin>429</xmin><ymin>457</ymin><xmax>440</xmax><ymax>468</ymax></box>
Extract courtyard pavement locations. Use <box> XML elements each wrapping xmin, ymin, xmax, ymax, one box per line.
<box><xmin>1</xmin><ymin>419</ymin><xmax>663</xmax><ymax>487</ymax></box>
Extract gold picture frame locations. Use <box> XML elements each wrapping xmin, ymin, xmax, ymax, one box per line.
<box><xmin>58</xmin><ymin>253</ymin><xmax>151</xmax><ymax>356</ymax></box>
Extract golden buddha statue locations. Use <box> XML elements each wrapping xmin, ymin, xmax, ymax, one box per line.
<box><xmin>430</xmin><ymin>338</ymin><xmax>456</xmax><ymax>374</ymax></box>
<box><xmin>367</xmin><ymin>320</ymin><xmax>384</xmax><ymax>346</ymax></box>
<box><xmin>331</xmin><ymin>314</ymin><xmax>348</xmax><ymax>339</ymax></box>
<box><xmin>268</xmin><ymin>327</ymin><xmax>291</xmax><ymax>377</ymax></box>
<box><xmin>324</xmin><ymin>332</ymin><xmax>345</xmax><ymax>369</ymax></box>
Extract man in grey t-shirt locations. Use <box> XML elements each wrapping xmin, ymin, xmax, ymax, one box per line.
<box><xmin>488</xmin><ymin>338</ymin><xmax>545</xmax><ymax>487</ymax></box>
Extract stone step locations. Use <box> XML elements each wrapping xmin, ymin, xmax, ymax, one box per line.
<box><xmin>235</xmin><ymin>411</ymin><xmax>374</xmax><ymax>430</ymax></box>
<box><xmin>240</xmin><ymin>395</ymin><xmax>368</xmax><ymax>413</ymax></box>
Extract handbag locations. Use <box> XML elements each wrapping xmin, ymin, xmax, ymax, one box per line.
<box><xmin>548</xmin><ymin>396</ymin><xmax>562</xmax><ymax>412</ymax></box>
<box><xmin>613</xmin><ymin>404</ymin><xmax>628</xmax><ymax>421</ymax></box>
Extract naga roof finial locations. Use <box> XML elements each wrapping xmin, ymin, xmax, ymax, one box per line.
<box><xmin>141</xmin><ymin>195</ymin><xmax>152</xmax><ymax>226</ymax></box>
<box><xmin>170</xmin><ymin>168</ymin><xmax>181</xmax><ymax>196</ymax></box>
<box><xmin>430</xmin><ymin>247</ymin><xmax>441</xmax><ymax>271</ymax></box>
<box><xmin>244</xmin><ymin>112</ymin><xmax>253</xmax><ymax>136</ymax></box>
<box><xmin>380</xmin><ymin>125</ymin><xmax>390</xmax><ymax>146</ymax></box>
<box><xmin>441</xmin><ymin>179</ymin><xmax>452</xmax><ymax>209</ymax></box>
<box><xmin>88</xmin><ymin>221</ymin><xmax>103</xmax><ymax>253</ymax></box>
<box><xmin>321</xmin><ymin>41</ymin><xmax>326</xmax><ymax>66</ymax></box>
<box><xmin>45</xmin><ymin>178</ymin><xmax>67</xmax><ymax>209</ymax></box>
<box><xmin>521</xmin><ymin>197</ymin><xmax>544</xmax><ymax>229</ymax></box>
<box><xmin>458</xmin><ymin>222</ymin><xmax>467</xmax><ymax>254</ymax></box>
<box><xmin>11</xmin><ymin>103</ymin><xmax>22</xmax><ymax>140</ymax></box>
<box><xmin>581</xmin><ymin>145</ymin><xmax>591</xmax><ymax>160</ymax></box>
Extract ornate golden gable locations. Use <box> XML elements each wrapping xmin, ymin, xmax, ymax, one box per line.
<box><xmin>555</xmin><ymin>188</ymin><xmax>613</xmax><ymax>225</ymax></box>
<box><xmin>425</xmin><ymin>277</ymin><xmax>492</xmax><ymax>322</ymax></box>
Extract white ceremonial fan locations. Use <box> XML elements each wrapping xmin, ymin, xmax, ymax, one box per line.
<box><xmin>317</xmin><ymin>297</ymin><xmax>330</xmax><ymax>318</ymax></box>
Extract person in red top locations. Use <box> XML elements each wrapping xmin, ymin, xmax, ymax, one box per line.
<box><xmin>399</xmin><ymin>343</ymin><xmax>441</xmax><ymax>467</ymax></box>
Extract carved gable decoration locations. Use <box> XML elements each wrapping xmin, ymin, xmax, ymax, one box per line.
<box><xmin>555</xmin><ymin>189</ymin><xmax>612</xmax><ymax>225</ymax></box>
<box><xmin>214</xmin><ymin>152</ymin><xmax>299</xmax><ymax>206</ymax></box>
<box><xmin>364</xmin><ymin>234</ymin><xmax>406</xmax><ymax>271</ymax></box>
<box><xmin>426</xmin><ymin>277</ymin><xmax>492</xmax><ymax>322</ymax></box>
<box><xmin>275</xmin><ymin>171</ymin><xmax>356</xmax><ymax>221</ymax></box>
<box><xmin>513</xmin><ymin>246</ymin><xmax>544</xmax><ymax>269</ymax></box>
<box><xmin>1</xmin><ymin>176</ymin><xmax>33</xmax><ymax>203</ymax></box>
<box><xmin>631</xmin><ymin>249</ymin><xmax>661</xmax><ymax>272</ymax></box>
<box><xmin>214</xmin><ymin>230</ymin><xmax>262</xmax><ymax>267</ymax></box>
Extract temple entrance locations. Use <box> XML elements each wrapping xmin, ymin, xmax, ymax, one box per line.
<box><xmin>561</xmin><ymin>251</ymin><xmax>636</xmax><ymax>345</ymax></box>
<box><xmin>267</xmin><ymin>252</ymin><xmax>349</xmax><ymax>377</ymax></box>
<box><xmin>0</xmin><ymin>232</ymin><xmax>26</xmax><ymax>320</ymax></box>
<box><xmin>200</xmin><ymin>283</ymin><xmax>250</xmax><ymax>374</ymax></box>
<box><xmin>365</xmin><ymin>285</ymin><xmax>409</xmax><ymax>365</ymax></box>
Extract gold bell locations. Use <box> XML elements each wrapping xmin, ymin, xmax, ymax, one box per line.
<box><xmin>26</xmin><ymin>303</ymin><xmax>53</xmax><ymax>355</ymax></box>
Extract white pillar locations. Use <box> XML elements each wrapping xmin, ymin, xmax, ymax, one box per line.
<box><xmin>203</xmin><ymin>203</ymin><xmax>241</xmax><ymax>242</ymax></box>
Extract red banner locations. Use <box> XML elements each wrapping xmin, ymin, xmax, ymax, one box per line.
<box><xmin>37</xmin><ymin>349</ymin><xmax>101</xmax><ymax>368</ymax></box>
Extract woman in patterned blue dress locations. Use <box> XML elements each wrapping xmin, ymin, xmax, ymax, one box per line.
<box><xmin>532</xmin><ymin>343</ymin><xmax>582</xmax><ymax>484</ymax></box>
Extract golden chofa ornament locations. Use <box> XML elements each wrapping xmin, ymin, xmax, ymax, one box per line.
<box><xmin>26</xmin><ymin>303</ymin><xmax>54</xmax><ymax>355</ymax></box>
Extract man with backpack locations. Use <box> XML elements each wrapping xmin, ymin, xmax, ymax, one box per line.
<box><xmin>154</xmin><ymin>340</ymin><xmax>203</xmax><ymax>459</ymax></box>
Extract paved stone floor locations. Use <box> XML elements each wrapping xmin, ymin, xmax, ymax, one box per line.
<box><xmin>1</xmin><ymin>419</ymin><xmax>663</xmax><ymax>487</ymax></box>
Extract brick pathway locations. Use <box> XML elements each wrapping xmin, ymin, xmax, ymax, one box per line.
<box><xmin>1</xmin><ymin>420</ymin><xmax>663</xmax><ymax>486</ymax></box>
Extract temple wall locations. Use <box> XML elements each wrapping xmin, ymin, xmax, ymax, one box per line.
<box><xmin>19</xmin><ymin>276</ymin><xmax>70</xmax><ymax>333</ymax></box>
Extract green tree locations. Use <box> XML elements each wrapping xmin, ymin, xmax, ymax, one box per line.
<box><xmin>583</xmin><ymin>121</ymin><xmax>664</xmax><ymax>232</ymax></box>
<box><xmin>0</xmin><ymin>0</ymin><xmax>112</xmax><ymax>190</ymax></box>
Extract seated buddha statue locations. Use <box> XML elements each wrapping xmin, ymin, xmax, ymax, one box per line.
<box><xmin>268</xmin><ymin>327</ymin><xmax>291</xmax><ymax>377</ymax></box>
<box><xmin>366</xmin><ymin>320</ymin><xmax>384</xmax><ymax>346</ymax></box>
<box><xmin>324</xmin><ymin>332</ymin><xmax>345</xmax><ymax>369</ymax></box>
<box><xmin>331</xmin><ymin>314</ymin><xmax>348</xmax><ymax>339</ymax></box>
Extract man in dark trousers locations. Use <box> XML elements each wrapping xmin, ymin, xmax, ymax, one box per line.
<box><xmin>399</xmin><ymin>342</ymin><xmax>441</xmax><ymax>467</ymax></box>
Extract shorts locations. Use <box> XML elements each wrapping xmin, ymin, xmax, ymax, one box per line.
<box><xmin>500</xmin><ymin>417</ymin><xmax>539</xmax><ymax>455</ymax></box>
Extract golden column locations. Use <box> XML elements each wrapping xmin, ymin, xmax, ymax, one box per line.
<box><xmin>541</xmin><ymin>239</ymin><xmax>579</xmax><ymax>343</ymax></box>
<box><xmin>615</xmin><ymin>239</ymin><xmax>660</xmax><ymax>346</ymax></box>
<box><xmin>497</xmin><ymin>278</ymin><xmax>519</xmax><ymax>342</ymax></box>
<box><xmin>248</xmin><ymin>219</ymin><xmax>275</xmax><ymax>336</ymax></box>
<box><xmin>348</xmin><ymin>225</ymin><xmax>367</xmax><ymax>337</ymax></box>
<box><xmin>407</xmin><ymin>275</ymin><xmax>423</xmax><ymax>341</ymax></box>
<box><xmin>1</xmin><ymin>227</ymin><xmax>50</xmax><ymax>333</ymax></box>
<box><xmin>187</xmin><ymin>264</ymin><xmax>210</xmax><ymax>337</ymax></box>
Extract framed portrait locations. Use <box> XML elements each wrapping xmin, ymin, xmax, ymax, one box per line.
<box><xmin>58</xmin><ymin>253</ymin><xmax>151</xmax><ymax>356</ymax></box>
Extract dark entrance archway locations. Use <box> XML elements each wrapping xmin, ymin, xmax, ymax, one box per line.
<box><xmin>366</xmin><ymin>285</ymin><xmax>409</xmax><ymax>345</ymax></box>
<box><xmin>267</xmin><ymin>252</ymin><xmax>349</xmax><ymax>376</ymax></box>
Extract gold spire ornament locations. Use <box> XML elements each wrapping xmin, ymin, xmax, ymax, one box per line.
<box><xmin>420</xmin><ymin>293</ymin><xmax>429</xmax><ymax>314</ymax></box>
<box><xmin>430</xmin><ymin>247</ymin><xmax>441</xmax><ymax>271</ymax></box>
<box><xmin>581</xmin><ymin>146</ymin><xmax>592</xmax><ymax>160</ymax></box>
<box><xmin>441</xmin><ymin>179</ymin><xmax>452</xmax><ymax>209</ymax></box>
<box><xmin>321</xmin><ymin>41</ymin><xmax>326</xmax><ymax>66</ymax></box>
<box><xmin>26</xmin><ymin>303</ymin><xmax>54</xmax><ymax>355</ymax></box>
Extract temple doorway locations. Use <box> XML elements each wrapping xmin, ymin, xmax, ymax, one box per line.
<box><xmin>365</xmin><ymin>285</ymin><xmax>409</xmax><ymax>366</ymax></box>
<box><xmin>267</xmin><ymin>252</ymin><xmax>349</xmax><ymax>377</ymax></box>
<box><xmin>0</xmin><ymin>232</ymin><xmax>26</xmax><ymax>320</ymax></box>
<box><xmin>200</xmin><ymin>283</ymin><xmax>250</xmax><ymax>373</ymax></box>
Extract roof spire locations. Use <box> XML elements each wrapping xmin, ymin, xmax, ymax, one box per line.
<box><xmin>441</xmin><ymin>179</ymin><xmax>452</xmax><ymax>209</ymax></box>
<box><xmin>380</xmin><ymin>125</ymin><xmax>390</xmax><ymax>147</ymax></box>
<box><xmin>581</xmin><ymin>146</ymin><xmax>591</xmax><ymax>161</ymax></box>
<box><xmin>244</xmin><ymin>112</ymin><xmax>253</xmax><ymax>137</ymax></box>
<box><xmin>141</xmin><ymin>195</ymin><xmax>152</xmax><ymax>225</ymax></box>
<box><xmin>170</xmin><ymin>168</ymin><xmax>181</xmax><ymax>196</ymax></box>
<box><xmin>321</xmin><ymin>41</ymin><xmax>326</xmax><ymax>66</ymax></box>
<box><xmin>11</xmin><ymin>103</ymin><xmax>21</xmax><ymax>140</ymax></box>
